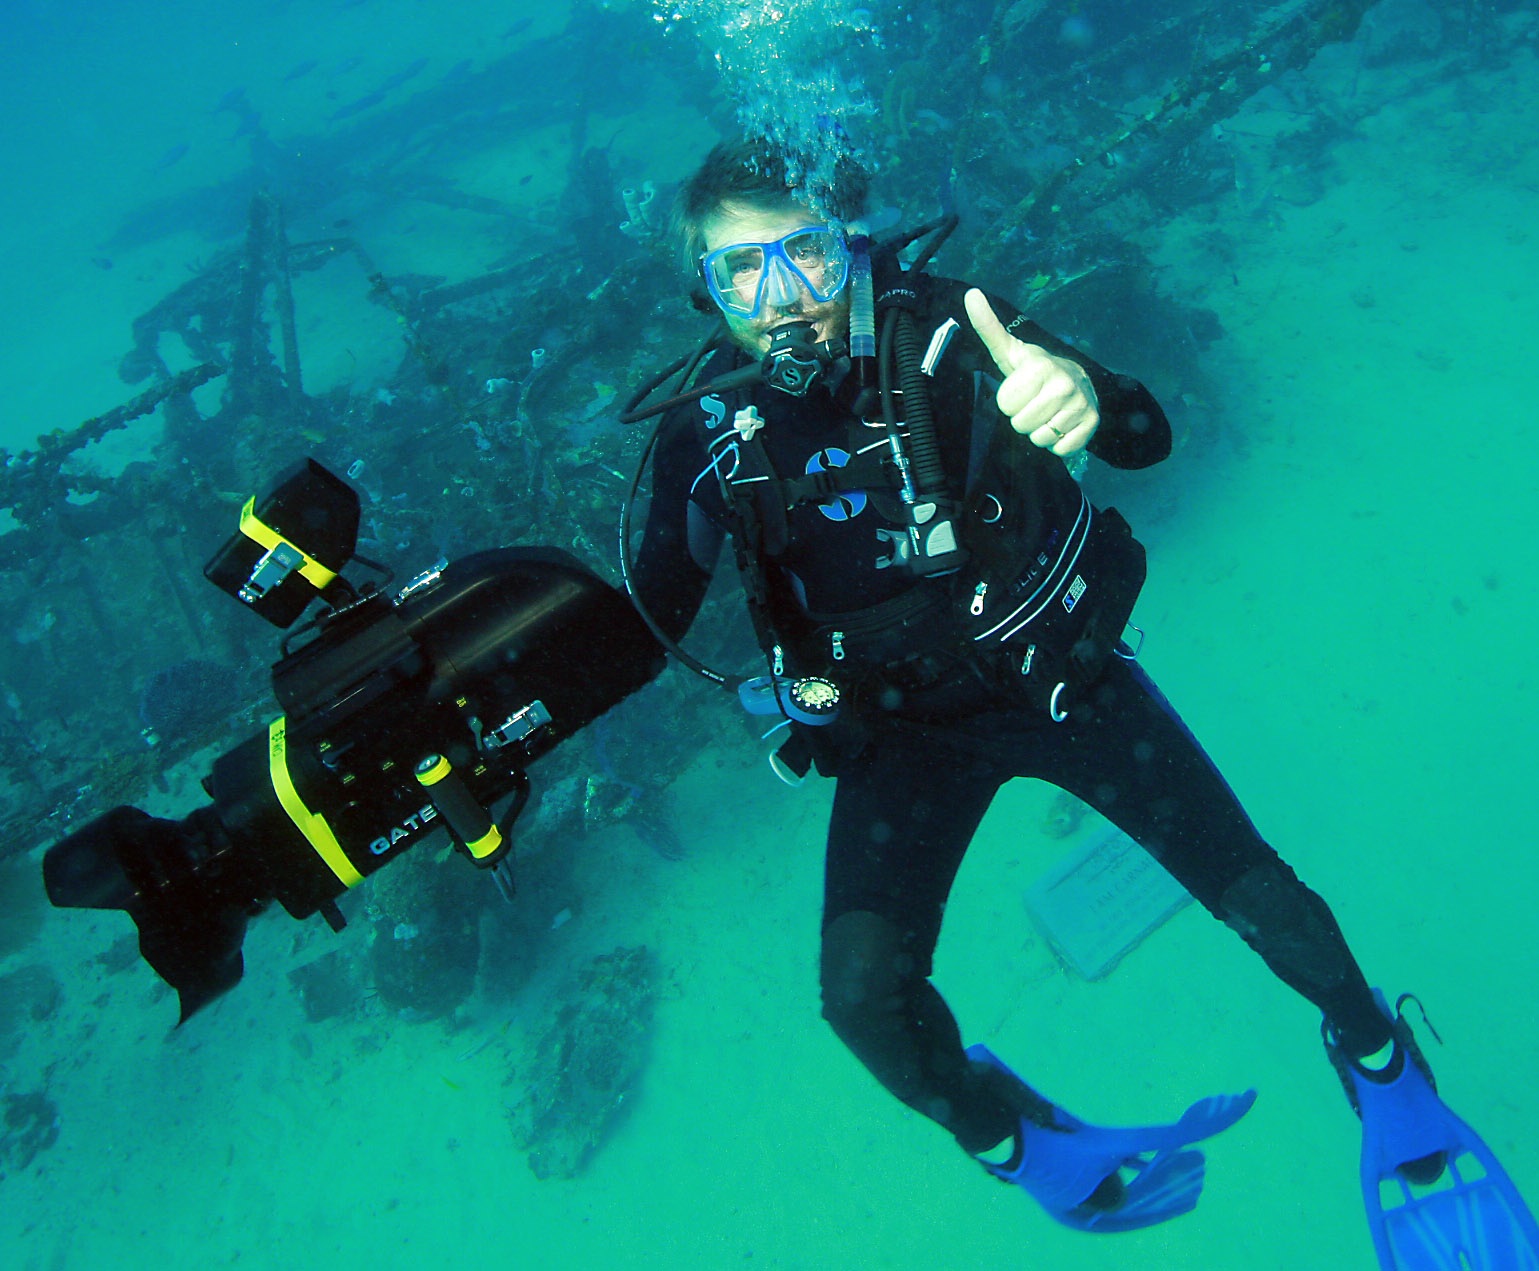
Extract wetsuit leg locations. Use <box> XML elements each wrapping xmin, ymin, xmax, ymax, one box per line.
<box><xmin>1011</xmin><ymin>655</ymin><xmax>1392</xmax><ymax>1059</ymax></box>
<box><xmin>819</xmin><ymin>655</ymin><xmax>1389</xmax><ymax>1155</ymax></box>
<box><xmin>820</xmin><ymin>728</ymin><xmax>1052</xmax><ymax>1154</ymax></box>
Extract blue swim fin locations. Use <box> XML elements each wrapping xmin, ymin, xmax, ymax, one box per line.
<box><xmin>1336</xmin><ymin>993</ymin><xmax>1539</xmax><ymax>1270</ymax></box>
<box><xmin>967</xmin><ymin>1043</ymin><xmax>1256</xmax><ymax>1233</ymax></box>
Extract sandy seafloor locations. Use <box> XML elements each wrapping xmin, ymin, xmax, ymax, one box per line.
<box><xmin>4</xmin><ymin>21</ymin><xmax>1539</xmax><ymax>1271</ymax></box>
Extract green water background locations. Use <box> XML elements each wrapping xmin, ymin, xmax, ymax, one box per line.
<box><xmin>2</xmin><ymin>2</ymin><xmax>1536</xmax><ymax>1268</ymax></box>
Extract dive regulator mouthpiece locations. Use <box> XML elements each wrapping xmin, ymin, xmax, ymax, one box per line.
<box><xmin>762</xmin><ymin>321</ymin><xmax>843</xmax><ymax>398</ymax></box>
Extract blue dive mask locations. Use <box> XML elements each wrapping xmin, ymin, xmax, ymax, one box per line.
<box><xmin>700</xmin><ymin>226</ymin><xmax>852</xmax><ymax>319</ymax></box>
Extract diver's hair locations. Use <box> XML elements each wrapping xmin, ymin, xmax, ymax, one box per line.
<box><xmin>672</xmin><ymin>139</ymin><xmax>871</xmax><ymax>290</ymax></box>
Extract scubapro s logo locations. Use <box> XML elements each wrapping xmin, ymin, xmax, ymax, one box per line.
<box><xmin>805</xmin><ymin>448</ymin><xmax>865</xmax><ymax>521</ymax></box>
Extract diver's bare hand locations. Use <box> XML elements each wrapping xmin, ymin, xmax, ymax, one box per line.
<box><xmin>966</xmin><ymin>288</ymin><xmax>1099</xmax><ymax>456</ymax></box>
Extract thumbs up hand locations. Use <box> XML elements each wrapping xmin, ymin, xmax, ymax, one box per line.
<box><xmin>965</xmin><ymin>289</ymin><xmax>1099</xmax><ymax>456</ymax></box>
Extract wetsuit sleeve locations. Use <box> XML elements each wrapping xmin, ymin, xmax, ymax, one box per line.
<box><xmin>629</xmin><ymin>409</ymin><xmax>720</xmax><ymax>643</ymax></box>
<box><xmin>970</xmin><ymin>284</ymin><xmax>1172</xmax><ymax>470</ymax></box>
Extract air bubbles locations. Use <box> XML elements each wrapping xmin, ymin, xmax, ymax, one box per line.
<box><xmin>653</xmin><ymin>0</ymin><xmax>881</xmax><ymax>213</ymax></box>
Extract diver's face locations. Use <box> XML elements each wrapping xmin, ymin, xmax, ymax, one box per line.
<box><xmin>700</xmin><ymin>200</ymin><xmax>851</xmax><ymax>356</ymax></box>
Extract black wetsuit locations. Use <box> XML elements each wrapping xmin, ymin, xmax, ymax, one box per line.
<box><xmin>633</xmin><ymin>269</ymin><xmax>1392</xmax><ymax>1154</ymax></box>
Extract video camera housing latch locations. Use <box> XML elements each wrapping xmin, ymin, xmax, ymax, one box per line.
<box><xmin>481</xmin><ymin>700</ymin><xmax>553</xmax><ymax>750</ymax></box>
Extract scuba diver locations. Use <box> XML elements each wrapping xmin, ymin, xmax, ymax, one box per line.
<box><xmin>620</xmin><ymin>139</ymin><xmax>1538</xmax><ymax>1264</ymax></box>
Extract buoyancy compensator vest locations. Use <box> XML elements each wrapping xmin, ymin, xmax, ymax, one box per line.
<box><xmin>617</xmin><ymin>217</ymin><xmax>1148</xmax><ymax>769</ymax></box>
<box><xmin>953</xmin><ymin>404</ymin><xmax>1146</xmax><ymax>720</ymax></box>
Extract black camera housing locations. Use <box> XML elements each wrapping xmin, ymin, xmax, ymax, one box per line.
<box><xmin>44</xmin><ymin>462</ymin><xmax>665</xmax><ymax>1020</ymax></box>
